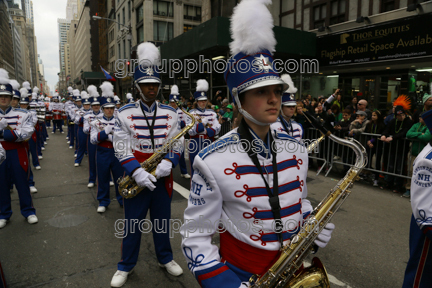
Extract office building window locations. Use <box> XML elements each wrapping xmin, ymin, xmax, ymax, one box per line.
<box><xmin>153</xmin><ymin>0</ymin><xmax>174</xmax><ymax>17</ymax></box>
<box><xmin>123</xmin><ymin>7</ymin><xmax>125</xmax><ymax>24</ymax></box>
<box><xmin>153</xmin><ymin>21</ymin><xmax>173</xmax><ymax>42</ymax></box>
<box><xmin>128</xmin><ymin>1</ymin><xmax>131</xmax><ymax>20</ymax></box>
<box><xmin>118</xmin><ymin>43</ymin><xmax>121</xmax><ymax>59</ymax></box>
<box><xmin>118</xmin><ymin>13</ymin><xmax>120</xmax><ymax>29</ymax></box>
<box><xmin>137</xmin><ymin>25</ymin><xmax>144</xmax><ymax>43</ymax></box>
<box><xmin>184</xmin><ymin>24</ymin><xmax>196</xmax><ymax>33</ymax></box>
<box><xmin>329</xmin><ymin>0</ymin><xmax>346</xmax><ymax>25</ymax></box>
<box><xmin>123</xmin><ymin>39</ymin><xmax>126</xmax><ymax>58</ymax></box>
<box><xmin>184</xmin><ymin>5</ymin><xmax>201</xmax><ymax>21</ymax></box>
<box><xmin>313</xmin><ymin>3</ymin><xmax>326</xmax><ymax>29</ymax></box>
<box><xmin>381</xmin><ymin>0</ymin><xmax>397</xmax><ymax>12</ymax></box>
<box><xmin>137</xmin><ymin>4</ymin><xmax>143</xmax><ymax>23</ymax></box>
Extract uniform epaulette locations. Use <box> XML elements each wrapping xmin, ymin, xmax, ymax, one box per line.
<box><xmin>159</xmin><ymin>104</ymin><xmax>176</xmax><ymax>113</ymax></box>
<box><xmin>118</xmin><ymin>103</ymin><xmax>136</xmax><ymax>113</ymax></box>
<box><xmin>199</xmin><ymin>133</ymin><xmax>240</xmax><ymax>160</ymax></box>
<box><xmin>425</xmin><ymin>150</ymin><xmax>432</xmax><ymax>160</ymax></box>
<box><xmin>274</xmin><ymin>131</ymin><xmax>298</xmax><ymax>142</ymax></box>
<box><xmin>13</xmin><ymin>108</ymin><xmax>29</xmax><ymax>113</ymax></box>
<box><xmin>205</xmin><ymin>109</ymin><xmax>215</xmax><ymax>113</ymax></box>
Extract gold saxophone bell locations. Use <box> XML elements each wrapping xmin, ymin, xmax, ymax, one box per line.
<box><xmin>284</xmin><ymin>257</ymin><xmax>330</xmax><ymax>288</ymax></box>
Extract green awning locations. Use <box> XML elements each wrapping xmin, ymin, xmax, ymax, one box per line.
<box><xmin>82</xmin><ymin>72</ymin><xmax>106</xmax><ymax>79</ymax></box>
<box><xmin>160</xmin><ymin>17</ymin><xmax>316</xmax><ymax>60</ymax></box>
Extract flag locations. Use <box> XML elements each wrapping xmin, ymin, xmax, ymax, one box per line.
<box><xmin>101</xmin><ymin>66</ymin><xmax>116</xmax><ymax>82</ymax></box>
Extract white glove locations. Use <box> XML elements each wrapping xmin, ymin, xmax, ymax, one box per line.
<box><xmin>155</xmin><ymin>159</ymin><xmax>172</xmax><ymax>179</ymax></box>
<box><xmin>239</xmin><ymin>282</ymin><xmax>250</xmax><ymax>287</ymax></box>
<box><xmin>132</xmin><ymin>168</ymin><xmax>156</xmax><ymax>191</ymax></box>
<box><xmin>104</xmin><ymin>125</ymin><xmax>113</xmax><ymax>135</ymax></box>
<box><xmin>108</xmin><ymin>134</ymin><xmax>113</xmax><ymax>142</ymax></box>
<box><xmin>0</xmin><ymin>118</ymin><xmax>8</xmax><ymax>130</ymax></box>
<box><xmin>314</xmin><ymin>223</ymin><xmax>335</xmax><ymax>248</ymax></box>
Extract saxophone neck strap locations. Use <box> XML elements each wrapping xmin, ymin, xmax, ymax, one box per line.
<box><xmin>139</xmin><ymin>102</ymin><xmax>157</xmax><ymax>150</ymax></box>
<box><xmin>238</xmin><ymin>118</ymin><xmax>283</xmax><ymax>247</ymax></box>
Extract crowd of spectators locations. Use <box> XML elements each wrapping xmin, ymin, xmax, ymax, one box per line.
<box><xmin>162</xmin><ymin>88</ymin><xmax>432</xmax><ymax>199</ymax></box>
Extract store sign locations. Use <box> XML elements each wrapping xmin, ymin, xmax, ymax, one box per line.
<box><xmin>317</xmin><ymin>14</ymin><xmax>432</xmax><ymax>66</ymax></box>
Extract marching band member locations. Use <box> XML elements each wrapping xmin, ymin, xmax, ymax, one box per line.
<box><xmin>90</xmin><ymin>82</ymin><xmax>124</xmax><ymax>212</ymax></box>
<box><xmin>29</xmin><ymin>89</ymin><xmax>43</xmax><ymax>160</ymax></box>
<box><xmin>403</xmin><ymin>108</ymin><xmax>432</xmax><ymax>287</ymax></box>
<box><xmin>37</xmin><ymin>93</ymin><xmax>48</xmax><ymax>148</ymax></box>
<box><xmin>20</xmin><ymin>89</ymin><xmax>40</xmax><ymax>194</ymax></box>
<box><xmin>84</xmin><ymin>85</ymin><xmax>102</xmax><ymax>188</ymax></box>
<box><xmin>50</xmin><ymin>93</ymin><xmax>65</xmax><ymax>134</ymax></box>
<box><xmin>65</xmin><ymin>87</ymin><xmax>75</xmax><ymax>148</ymax></box>
<box><xmin>111</xmin><ymin>42</ymin><xmax>183</xmax><ymax>287</ymax></box>
<box><xmin>186</xmin><ymin>79</ymin><xmax>220</xmax><ymax>176</ymax></box>
<box><xmin>169</xmin><ymin>85</ymin><xmax>190</xmax><ymax>178</ymax></box>
<box><xmin>180</xmin><ymin>1</ymin><xmax>334</xmax><ymax>286</ymax></box>
<box><xmin>73</xmin><ymin>91</ymin><xmax>91</xmax><ymax>166</ymax></box>
<box><xmin>271</xmin><ymin>74</ymin><xmax>303</xmax><ymax>141</ymax></box>
<box><xmin>0</xmin><ymin>69</ymin><xmax>37</xmax><ymax>229</ymax></box>
<box><xmin>114</xmin><ymin>95</ymin><xmax>121</xmax><ymax>115</ymax></box>
<box><xmin>70</xmin><ymin>90</ymin><xmax>84</xmax><ymax>164</ymax></box>
<box><xmin>10</xmin><ymin>80</ymin><xmax>21</xmax><ymax>108</ymax></box>
<box><xmin>45</xmin><ymin>97</ymin><xmax>52</xmax><ymax>129</ymax></box>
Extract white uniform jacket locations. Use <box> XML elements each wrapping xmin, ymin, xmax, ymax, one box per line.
<box><xmin>113</xmin><ymin>100</ymin><xmax>184</xmax><ymax>175</ymax></box>
<box><xmin>411</xmin><ymin>143</ymin><xmax>432</xmax><ymax>236</ymax></box>
<box><xmin>0</xmin><ymin>143</ymin><xmax>5</xmax><ymax>164</ymax></box>
<box><xmin>84</xmin><ymin>111</ymin><xmax>102</xmax><ymax>134</ymax></box>
<box><xmin>180</xmin><ymin>128</ymin><xmax>312</xmax><ymax>286</ymax></box>
<box><xmin>186</xmin><ymin>108</ymin><xmax>221</xmax><ymax>139</ymax></box>
<box><xmin>0</xmin><ymin>107</ymin><xmax>34</xmax><ymax>146</ymax></box>
<box><xmin>271</xmin><ymin>117</ymin><xmax>303</xmax><ymax>141</ymax></box>
<box><xmin>90</xmin><ymin>115</ymin><xmax>115</xmax><ymax>145</ymax></box>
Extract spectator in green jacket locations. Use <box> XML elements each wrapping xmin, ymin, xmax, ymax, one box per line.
<box><xmin>404</xmin><ymin>113</ymin><xmax>432</xmax><ymax>198</ymax></box>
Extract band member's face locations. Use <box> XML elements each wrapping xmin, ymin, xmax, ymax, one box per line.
<box><xmin>116</xmin><ymin>104</ymin><xmax>121</xmax><ymax>109</ymax></box>
<box><xmin>11</xmin><ymin>98</ymin><xmax>19</xmax><ymax>107</ymax></box>
<box><xmin>242</xmin><ymin>84</ymin><xmax>282</xmax><ymax>124</ymax></box>
<box><xmin>169</xmin><ymin>101</ymin><xmax>178</xmax><ymax>109</ymax></box>
<box><xmin>139</xmin><ymin>82</ymin><xmax>159</xmax><ymax>102</ymax></box>
<box><xmin>84</xmin><ymin>104</ymin><xmax>91</xmax><ymax>110</ymax></box>
<box><xmin>75</xmin><ymin>101</ymin><xmax>82</xmax><ymax>107</ymax></box>
<box><xmin>282</xmin><ymin>106</ymin><xmax>296</xmax><ymax>118</ymax></box>
<box><xmin>92</xmin><ymin>104</ymin><xmax>100</xmax><ymax>112</ymax></box>
<box><xmin>104</xmin><ymin>107</ymin><xmax>115</xmax><ymax>118</ymax></box>
<box><xmin>0</xmin><ymin>95</ymin><xmax>12</xmax><ymax>109</ymax></box>
<box><xmin>197</xmin><ymin>100</ymin><xmax>207</xmax><ymax>109</ymax></box>
<box><xmin>20</xmin><ymin>103</ymin><xmax>29</xmax><ymax>109</ymax></box>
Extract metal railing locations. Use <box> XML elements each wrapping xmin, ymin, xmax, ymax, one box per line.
<box><xmin>304</xmin><ymin>128</ymin><xmax>423</xmax><ymax>181</ymax></box>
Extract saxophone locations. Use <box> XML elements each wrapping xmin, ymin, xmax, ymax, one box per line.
<box><xmin>250</xmin><ymin>111</ymin><xmax>367</xmax><ymax>288</ymax></box>
<box><xmin>118</xmin><ymin>99</ymin><xmax>195</xmax><ymax>199</ymax></box>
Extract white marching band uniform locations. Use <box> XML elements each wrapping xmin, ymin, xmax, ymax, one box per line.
<box><xmin>271</xmin><ymin>118</ymin><xmax>303</xmax><ymax>141</ymax></box>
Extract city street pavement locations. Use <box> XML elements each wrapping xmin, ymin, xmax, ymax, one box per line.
<box><xmin>0</xmin><ymin>129</ymin><xmax>413</xmax><ymax>288</ymax></box>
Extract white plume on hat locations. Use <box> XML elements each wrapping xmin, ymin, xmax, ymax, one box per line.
<box><xmin>196</xmin><ymin>79</ymin><xmax>209</xmax><ymax>92</ymax></box>
<box><xmin>31</xmin><ymin>92</ymin><xmax>37</xmax><ymax>98</ymax></box>
<box><xmin>126</xmin><ymin>93</ymin><xmax>133</xmax><ymax>100</ymax></box>
<box><xmin>10</xmin><ymin>80</ymin><xmax>20</xmax><ymax>91</ymax></box>
<box><xmin>33</xmin><ymin>87</ymin><xmax>39</xmax><ymax>94</ymax></box>
<box><xmin>137</xmin><ymin>42</ymin><xmax>161</xmax><ymax>67</ymax></box>
<box><xmin>281</xmin><ymin>74</ymin><xmax>297</xmax><ymax>94</ymax></box>
<box><xmin>73</xmin><ymin>89</ymin><xmax>80</xmax><ymax>97</ymax></box>
<box><xmin>39</xmin><ymin>95</ymin><xmax>44</xmax><ymax>100</ymax></box>
<box><xmin>22</xmin><ymin>81</ymin><xmax>31</xmax><ymax>90</ymax></box>
<box><xmin>87</xmin><ymin>85</ymin><xmax>99</xmax><ymax>97</ymax></box>
<box><xmin>19</xmin><ymin>88</ymin><xmax>28</xmax><ymax>97</ymax></box>
<box><xmin>0</xmin><ymin>69</ymin><xmax>10</xmax><ymax>84</ymax></box>
<box><xmin>100</xmin><ymin>81</ymin><xmax>114</xmax><ymax>97</ymax></box>
<box><xmin>68</xmin><ymin>86</ymin><xmax>73</xmax><ymax>93</ymax></box>
<box><xmin>54</xmin><ymin>92</ymin><xmax>59</xmax><ymax>97</ymax></box>
<box><xmin>114</xmin><ymin>95</ymin><xmax>120</xmax><ymax>101</ymax></box>
<box><xmin>229</xmin><ymin>0</ymin><xmax>275</xmax><ymax>55</ymax></box>
<box><xmin>170</xmin><ymin>85</ymin><xmax>179</xmax><ymax>95</ymax></box>
<box><xmin>81</xmin><ymin>90</ymin><xmax>88</xmax><ymax>99</ymax></box>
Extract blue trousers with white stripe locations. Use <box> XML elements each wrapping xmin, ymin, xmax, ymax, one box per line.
<box><xmin>88</xmin><ymin>137</ymin><xmax>97</xmax><ymax>184</ymax></box>
<box><xmin>96</xmin><ymin>146</ymin><xmax>123</xmax><ymax>207</ymax></box>
<box><xmin>118</xmin><ymin>179</ymin><xmax>173</xmax><ymax>272</ymax></box>
<box><xmin>0</xmin><ymin>148</ymin><xmax>36</xmax><ymax>220</ymax></box>
<box><xmin>75</xmin><ymin>126</ymin><xmax>87</xmax><ymax>164</ymax></box>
